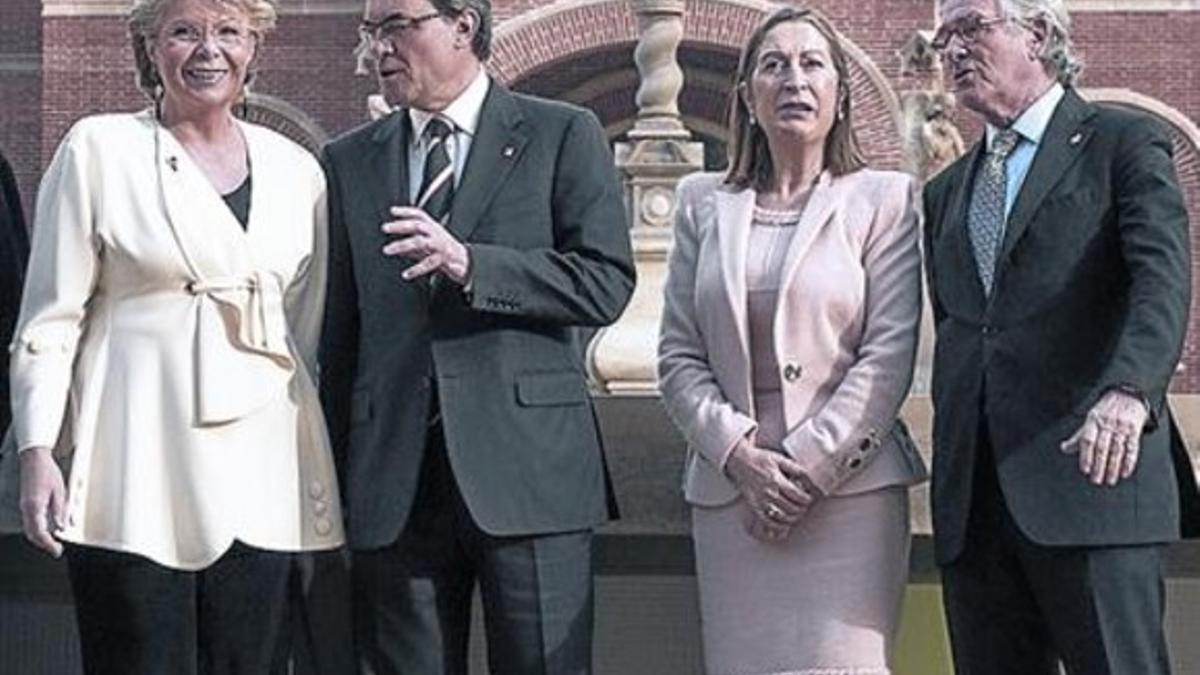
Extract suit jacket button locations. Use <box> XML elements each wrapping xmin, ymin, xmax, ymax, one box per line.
<box><xmin>314</xmin><ymin>518</ymin><xmax>333</xmax><ymax>537</ymax></box>
<box><xmin>308</xmin><ymin>480</ymin><xmax>326</xmax><ymax>500</ymax></box>
<box><xmin>783</xmin><ymin>364</ymin><xmax>802</xmax><ymax>382</ymax></box>
<box><xmin>858</xmin><ymin>438</ymin><xmax>871</xmax><ymax>451</ymax></box>
<box><xmin>313</xmin><ymin>501</ymin><xmax>329</xmax><ymax>517</ymax></box>
<box><xmin>849</xmin><ymin>457</ymin><xmax>863</xmax><ymax>469</ymax></box>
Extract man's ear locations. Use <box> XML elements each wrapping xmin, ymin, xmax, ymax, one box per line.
<box><xmin>455</xmin><ymin>9</ymin><xmax>479</xmax><ymax>47</ymax></box>
<box><xmin>1025</xmin><ymin>15</ymin><xmax>1051</xmax><ymax>61</ymax></box>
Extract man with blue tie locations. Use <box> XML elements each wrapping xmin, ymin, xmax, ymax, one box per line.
<box><xmin>923</xmin><ymin>1</ymin><xmax>1200</xmax><ymax>673</ymax></box>
<box><xmin>318</xmin><ymin>0</ymin><xmax>634</xmax><ymax>672</ymax></box>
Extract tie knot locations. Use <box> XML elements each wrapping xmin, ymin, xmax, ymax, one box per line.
<box><xmin>425</xmin><ymin>117</ymin><xmax>453</xmax><ymax>142</ymax></box>
<box><xmin>989</xmin><ymin>129</ymin><xmax>1020</xmax><ymax>158</ymax></box>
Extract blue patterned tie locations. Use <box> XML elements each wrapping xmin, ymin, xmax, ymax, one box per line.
<box><xmin>967</xmin><ymin>129</ymin><xmax>1020</xmax><ymax>295</ymax></box>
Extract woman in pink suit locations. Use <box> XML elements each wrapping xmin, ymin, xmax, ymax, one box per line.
<box><xmin>657</xmin><ymin>7</ymin><xmax>927</xmax><ymax>674</ymax></box>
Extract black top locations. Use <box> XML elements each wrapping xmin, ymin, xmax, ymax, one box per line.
<box><xmin>222</xmin><ymin>174</ymin><xmax>252</xmax><ymax>230</ymax></box>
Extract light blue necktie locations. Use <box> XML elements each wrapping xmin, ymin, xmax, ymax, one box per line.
<box><xmin>967</xmin><ymin>129</ymin><xmax>1020</xmax><ymax>295</ymax></box>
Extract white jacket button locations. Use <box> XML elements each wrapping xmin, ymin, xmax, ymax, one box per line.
<box><xmin>308</xmin><ymin>480</ymin><xmax>326</xmax><ymax>500</ymax></box>
<box><xmin>314</xmin><ymin>518</ymin><xmax>333</xmax><ymax>536</ymax></box>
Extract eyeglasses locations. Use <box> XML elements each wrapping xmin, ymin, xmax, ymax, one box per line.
<box><xmin>159</xmin><ymin>20</ymin><xmax>255</xmax><ymax>49</ymax></box>
<box><xmin>931</xmin><ymin>14</ymin><xmax>1009</xmax><ymax>52</ymax></box>
<box><xmin>358</xmin><ymin>11</ymin><xmax>442</xmax><ymax>46</ymax></box>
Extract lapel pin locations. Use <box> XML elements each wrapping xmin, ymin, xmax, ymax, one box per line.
<box><xmin>167</xmin><ymin>156</ymin><xmax>178</xmax><ymax>172</ymax></box>
<box><xmin>502</xmin><ymin>146</ymin><xmax>515</xmax><ymax>158</ymax></box>
<box><xmin>1069</xmin><ymin>132</ymin><xmax>1083</xmax><ymax>146</ymax></box>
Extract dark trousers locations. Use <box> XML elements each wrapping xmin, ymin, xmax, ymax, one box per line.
<box><xmin>352</xmin><ymin>425</ymin><xmax>594</xmax><ymax>675</ymax></box>
<box><xmin>65</xmin><ymin>541</ymin><xmax>294</xmax><ymax>675</ymax></box>
<box><xmin>941</xmin><ymin>427</ymin><xmax>1171</xmax><ymax>675</ymax></box>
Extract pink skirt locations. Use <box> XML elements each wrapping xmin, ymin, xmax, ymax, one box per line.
<box><xmin>691</xmin><ymin>485</ymin><xmax>911</xmax><ymax>675</ymax></box>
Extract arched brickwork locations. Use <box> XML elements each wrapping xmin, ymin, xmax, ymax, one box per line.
<box><xmin>491</xmin><ymin>0</ymin><xmax>906</xmax><ymax>170</ymax></box>
<box><xmin>1082</xmin><ymin>88</ymin><xmax>1200</xmax><ymax>393</ymax></box>
<box><xmin>244</xmin><ymin>93</ymin><xmax>329</xmax><ymax>156</ymax></box>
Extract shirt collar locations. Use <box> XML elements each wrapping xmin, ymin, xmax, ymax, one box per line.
<box><xmin>409</xmin><ymin>68</ymin><xmax>490</xmax><ymax>142</ymax></box>
<box><xmin>986</xmin><ymin>82</ymin><xmax>1064</xmax><ymax>148</ymax></box>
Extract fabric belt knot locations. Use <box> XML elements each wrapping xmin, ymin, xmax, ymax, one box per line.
<box><xmin>186</xmin><ymin>271</ymin><xmax>295</xmax><ymax>425</ymax></box>
<box><xmin>967</xmin><ymin>128</ymin><xmax>1021</xmax><ymax>295</ymax></box>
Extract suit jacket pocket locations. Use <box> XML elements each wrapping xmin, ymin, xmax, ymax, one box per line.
<box><xmin>515</xmin><ymin>371</ymin><xmax>588</xmax><ymax>407</ymax></box>
<box><xmin>351</xmin><ymin>387</ymin><xmax>372</xmax><ymax>425</ymax></box>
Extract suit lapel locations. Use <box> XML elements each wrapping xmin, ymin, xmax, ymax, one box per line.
<box><xmin>366</xmin><ymin>111</ymin><xmax>409</xmax><ymax>215</ymax></box>
<box><xmin>153</xmin><ymin>115</ymin><xmax>252</xmax><ymax>279</ymax></box>
<box><xmin>448</xmin><ymin>81</ymin><xmax>528</xmax><ymax>242</ymax></box>
<box><xmin>946</xmin><ymin>141</ymin><xmax>988</xmax><ymax>305</ymax></box>
<box><xmin>997</xmin><ymin>90</ymin><xmax>1096</xmax><ymax>266</ymax></box>
<box><xmin>716</xmin><ymin>187</ymin><xmax>754</xmax><ymax>366</ymax></box>
<box><xmin>777</xmin><ymin>171</ymin><xmax>837</xmax><ymax>294</ymax></box>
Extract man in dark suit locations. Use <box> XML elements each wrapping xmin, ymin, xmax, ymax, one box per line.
<box><xmin>1</xmin><ymin>149</ymin><xmax>29</xmax><ymax>436</ymax></box>
<box><xmin>924</xmin><ymin>1</ymin><xmax>1199</xmax><ymax>673</ymax></box>
<box><xmin>319</xmin><ymin>0</ymin><xmax>634</xmax><ymax>671</ymax></box>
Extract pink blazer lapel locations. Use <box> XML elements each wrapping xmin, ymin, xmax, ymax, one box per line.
<box><xmin>715</xmin><ymin>186</ymin><xmax>755</xmax><ymax>368</ymax></box>
<box><xmin>777</xmin><ymin>171</ymin><xmax>838</xmax><ymax>298</ymax></box>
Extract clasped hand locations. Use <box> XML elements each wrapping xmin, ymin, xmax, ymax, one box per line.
<box><xmin>723</xmin><ymin>438</ymin><xmax>817</xmax><ymax>543</ymax></box>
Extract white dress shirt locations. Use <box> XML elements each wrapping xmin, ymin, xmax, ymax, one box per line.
<box><xmin>407</xmin><ymin>68</ymin><xmax>491</xmax><ymax>201</ymax></box>
<box><xmin>985</xmin><ymin>82</ymin><xmax>1065</xmax><ymax>219</ymax></box>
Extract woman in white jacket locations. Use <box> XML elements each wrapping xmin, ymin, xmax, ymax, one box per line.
<box><xmin>10</xmin><ymin>0</ymin><xmax>342</xmax><ymax>672</ymax></box>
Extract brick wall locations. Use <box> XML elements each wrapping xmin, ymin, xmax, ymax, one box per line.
<box><xmin>0</xmin><ymin>0</ymin><xmax>44</xmax><ymax>218</ymax></box>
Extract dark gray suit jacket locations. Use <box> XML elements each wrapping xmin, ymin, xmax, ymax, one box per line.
<box><xmin>0</xmin><ymin>151</ymin><xmax>29</xmax><ymax>436</ymax></box>
<box><xmin>923</xmin><ymin>89</ymin><xmax>1200</xmax><ymax>564</ymax></box>
<box><xmin>320</xmin><ymin>82</ymin><xmax>635</xmax><ymax>549</ymax></box>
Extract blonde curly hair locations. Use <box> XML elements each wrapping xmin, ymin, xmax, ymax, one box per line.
<box><xmin>128</xmin><ymin>0</ymin><xmax>278</xmax><ymax>100</ymax></box>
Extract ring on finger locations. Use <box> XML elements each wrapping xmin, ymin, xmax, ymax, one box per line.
<box><xmin>764</xmin><ymin>503</ymin><xmax>784</xmax><ymax>521</ymax></box>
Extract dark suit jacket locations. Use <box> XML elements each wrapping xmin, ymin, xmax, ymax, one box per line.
<box><xmin>0</xmin><ymin>151</ymin><xmax>29</xmax><ymax>435</ymax></box>
<box><xmin>320</xmin><ymin>81</ymin><xmax>635</xmax><ymax>549</ymax></box>
<box><xmin>923</xmin><ymin>88</ymin><xmax>1200</xmax><ymax>564</ymax></box>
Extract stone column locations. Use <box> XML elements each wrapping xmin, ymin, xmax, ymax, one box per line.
<box><xmin>586</xmin><ymin>0</ymin><xmax>704</xmax><ymax>394</ymax></box>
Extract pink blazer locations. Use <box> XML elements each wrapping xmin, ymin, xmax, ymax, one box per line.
<box><xmin>657</xmin><ymin>169</ymin><xmax>928</xmax><ymax>506</ymax></box>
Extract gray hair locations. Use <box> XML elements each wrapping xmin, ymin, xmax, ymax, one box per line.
<box><xmin>128</xmin><ymin>0</ymin><xmax>277</xmax><ymax>100</ymax></box>
<box><xmin>998</xmin><ymin>0</ymin><xmax>1082</xmax><ymax>86</ymax></box>
<box><xmin>432</xmin><ymin>0</ymin><xmax>493</xmax><ymax>61</ymax></box>
<box><xmin>355</xmin><ymin>0</ymin><xmax>492</xmax><ymax>73</ymax></box>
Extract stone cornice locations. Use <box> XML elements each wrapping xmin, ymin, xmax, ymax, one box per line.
<box><xmin>38</xmin><ymin>0</ymin><xmax>1200</xmax><ymax>18</ymax></box>
<box><xmin>42</xmin><ymin>0</ymin><xmax>362</xmax><ymax>18</ymax></box>
<box><xmin>1068</xmin><ymin>0</ymin><xmax>1200</xmax><ymax>10</ymax></box>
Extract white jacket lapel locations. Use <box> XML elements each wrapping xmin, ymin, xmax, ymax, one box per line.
<box><xmin>153</xmin><ymin>117</ymin><xmax>294</xmax><ymax>425</ymax></box>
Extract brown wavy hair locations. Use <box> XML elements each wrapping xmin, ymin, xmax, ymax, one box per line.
<box><xmin>724</xmin><ymin>6</ymin><xmax>866</xmax><ymax>190</ymax></box>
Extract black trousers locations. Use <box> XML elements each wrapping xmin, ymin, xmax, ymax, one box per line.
<box><xmin>941</xmin><ymin>425</ymin><xmax>1171</xmax><ymax>675</ymax></box>
<box><xmin>65</xmin><ymin>541</ymin><xmax>294</xmax><ymax>675</ymax></box>
<box><xmin>352</xmin><ymin>425</ymin><xmax>594</xmax><ymax>675</ymax></box>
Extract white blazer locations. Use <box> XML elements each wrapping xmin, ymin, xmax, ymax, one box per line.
<box><xmin>658</xmin><ymin>170</ymin><xmax>928</xmax><ymax>507</ymax></box>
<box><xmin>2</xmin><ymin>111</ymin><xmax>343</xmax><ymax>569</ymax></box>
